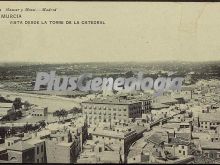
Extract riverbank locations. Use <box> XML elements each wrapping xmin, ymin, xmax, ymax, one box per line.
<box><xmin>0</xmin><ymin>89</ymin><xmax>93</xmax><ymax>112</ymax></box>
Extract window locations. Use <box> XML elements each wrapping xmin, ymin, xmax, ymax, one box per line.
<box><xmin>41</xmin><ymin>145</ymin><xmax>44</xmax><ymax>152</ymax></box>
<box><xmin>183</xmin><ymin>151</ymin><xmax>185</xmax><ymax>155</ymax></box>
<box><xmin>8</xmin><ymin>142</ymin><xmax>10</xmax><ymax>146</ymax></box>
<box><xmin>37</xmin><ymin>147</ymin><xmax>39</xmax><ymax>154</ymax></box>
<box><xmin>182</xmin><ymin>146</ymin><xmax>184</xmax><ymax>149</ymax></box>
<box><xmin>37</xmin><ymin>159</ymin><xmax>39</xmax><ymax>163</ymax></box>
<box><xmin>179</xmin><ymin>150</ymin><xmax>181</xmax><ymax>153</ymax></box>
<box><xmin>210</xmin><ymin>153</ymin><xmax>214</xmax><ymax>158</ymax></box>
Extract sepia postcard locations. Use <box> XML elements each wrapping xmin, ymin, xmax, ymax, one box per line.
<box><xmin>0</xmin><ymin>1</ymin><xmax>220</xmax><ymax>164</ymax></box>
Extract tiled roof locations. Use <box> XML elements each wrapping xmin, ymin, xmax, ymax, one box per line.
<box><xmin>146</xmin><ymin>133</ymin><xmax>167</xmax><ymax>145</ymax></box>
<box><xmin>169</xmin><ymin>137</ymin><xmax>191</xmax><ymax>146</ymax></box>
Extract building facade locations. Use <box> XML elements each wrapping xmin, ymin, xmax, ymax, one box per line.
<box><xmin>82</xmin><ymin>97</ymin><xmax>142</xmax><ymax>126</ymax></box>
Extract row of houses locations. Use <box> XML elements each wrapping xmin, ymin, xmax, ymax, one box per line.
<box><xmin>0</xmin><ymin>116</ymin><xmax>88</xmax><ymax>163</ymax></box>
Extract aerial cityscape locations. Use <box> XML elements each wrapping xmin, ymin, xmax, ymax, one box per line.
<box><xmin>1</xmin><ymin>1</ymin><xmax>220</xmax><ymax>164</ymax></box>
<box><xmin>0</xmin><ymin>61</ymin><xmax>219</xmax><ymax>163</ymax></box>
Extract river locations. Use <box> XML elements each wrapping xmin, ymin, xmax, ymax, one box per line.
<box><xmin>0</xmin><ymin>89</ymin><xmax>94</xmax><ymax>112</ymax></box>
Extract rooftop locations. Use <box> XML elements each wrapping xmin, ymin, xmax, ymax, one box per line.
<box><xmin>151</xmin><ymin>103</ymin><xmax>169</xmax><ymax>109</ymax></box>
<box><xmin>169</xmin><ymin>137</ymin><xmax>191</xmax><ymax>146</ymax></box>
<box><xmin>82</xmin><ymin>97</ymin><xmax>141</xmax><ymax>105</ymax></box>
<box><xmin>201</xmin><ymin>141</ymin><xmax>220</xmax><ymax>150</ymax></box>
<box><xmin>5</xmin><ymin>137</ymin><xmax>21</xmax><ymax>141</ymax></box>
<box><xmin>155</xmin><ymin>96</ymin><xmax>179</xmax><ymax>104</ymax></box>
<box><xmin>91</xmin><ymin>127</ymin><xmax>136</xmax><ymax>139</ymax></box>
<box><xmin>146</xmin><ymin>132</ymin><xmax>167</xmax><ymax>145</ymax></box>
<box><xmin>199</xmin><ymin>112</ymin><xmax>220</xmax><ymax>122</ymax></box>
<box><xmin>0</xmin><ymin>103</ymin><xmax>12</xmax><ymax>108</ymax></box>
<box><xmin>58</xmin><ymin>141</ymin><xmax>74</xmax><ymax>147</ymax></box>
<box><xmin>26</xmin><ymin>138</ymin><xmax>44</xmax><ymax>145</ymax></box>
<box><xmin>7</xmin><ymin>141</ymin><xmax>34</xmax><ymax>151</ymax></box>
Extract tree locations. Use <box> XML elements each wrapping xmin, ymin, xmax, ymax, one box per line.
<box><xmin>23</xmin><ymin>101</ymin><xmax>31</xmax><ymax>110</ymax></box>
<box><xmin>54</xmin><ymin>110</ymin><xmax>61</xmax><ymax>121</ymax></box>
<box><xmin>39</xmin><ymin>120</ymin><xmax>46</xmax><ymax>128</ymax></box>
<box><xmin>15</xmin><ymin>111</ymin><xmax>22</xmax><ymax>119</ymax></box>
<box><xmin>13</xmin><ymin>97</ymin><xmax>22</xmax><ymax>110</ymax></box>
<box><xmin>69</xmin><ymin>107</ymin><xmax>82</xmax><ymax>114</ymax></box>
<box><xmin>60</xmin><ymin>109</ymin><xmax>68</xmax><ymax>121</ymax></box>
<box><xmin>54</xmin><ymin>109</ymin><xmax>68</xmax><ymax>122</ymax></box>
<box><xmin>125</xmin><ymin>71</ymin><xmax>134</xmax><ymax>78</ymax></box>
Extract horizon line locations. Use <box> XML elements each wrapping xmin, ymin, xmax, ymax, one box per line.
<box><xmin>0</xmin><ymin>60</ymin><xmax>220</xmax><ymax>65</ymax></box>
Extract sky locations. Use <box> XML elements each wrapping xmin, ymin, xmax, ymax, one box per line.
<box><xmin>0</xmin><ymin>2</ymin><xmax>220</xmax><ymax>63</ymax></box>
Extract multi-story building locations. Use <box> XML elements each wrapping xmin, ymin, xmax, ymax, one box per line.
<box><xmin>3</xmin><ymin>135</ymin><xmax>46</xmax><ymax>163</ymax></box>
<box><xmin>117</xmin><ymin>94</ymin><xmax>152</xmax><ymax>114</ymax></box>
<box><xmin>0</xmin><ymin>103</ymin><xmax>14</xmax><ymax>119</ymax></box>
<box><xmin>45</xmin><ymin>131</ymin><xmax>78</xmax><ymax>163</ymax></box>
<box><xmin>6</xmin><ymin>140</ymin><xmax>35</xmax><ymax>163</ymax></box>
<box><xmin>171</xmin><ymin>139</ymin><xmax>194</xmax><ymax>157</ymax></box>
<box><xmin>45</xmin><ymin>116</ymin><xmax>88</xmax><ymax>163</ymax></box>
<box><xmin>82</xmin><ymin>97</ymin><xmax>142</xmax><ymax>126</ymax></box>
<box><xmin>77</xmin><ymin>140</ymin><xmax>121</xmax><ymax>163</ymax></box>
<box><xmin>27</xmin><ymin>106</ymin><xmax>48</xmax><ymax>117</ymax></box>
<box><xmin>25</xmin><ymin>137</ymin><xmax>46</xmax><ymax>163</ymax></box>
<box><xmin>0</xmin><ymin>116</ymin><xmax>88</xmax><ymax>163</ymax></box>
<box><xmin>201</xmin><ymin>141</ymin><xmax>220</xmax><ymax>160</ymax></box>
<box><xmin>89</xmin><ymin>126</ymin><xmax>138</xmax><ymax>162</ymax></box>
<box><xmin>199</xmin><ymin>113</ymin><xmax>220</xmax><ymax>131</ymax></box>
<box><xmin>133</xmin><ymin>95</ymin><xmax>152</xmax><ymax>114</ymax></box>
